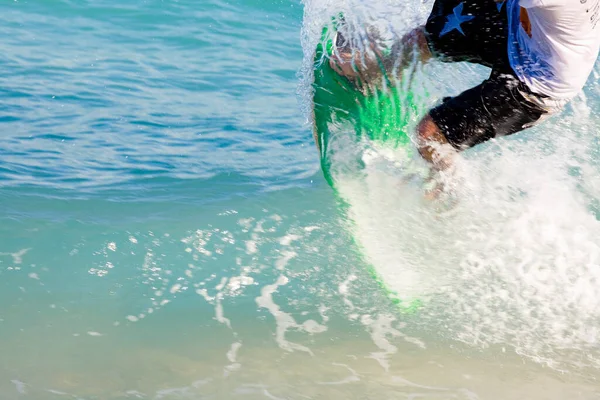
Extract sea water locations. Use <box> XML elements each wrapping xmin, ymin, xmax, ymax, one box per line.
<box><xmin>1</xmin><ymin>0</ymin><xmax>600</xmax><ymax>398</ymax></box>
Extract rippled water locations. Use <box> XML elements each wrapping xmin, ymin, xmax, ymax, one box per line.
<box><xmin>2</xmin><ymin>0</ymin><xmax>600</xmax><ymax>398</ymax></box>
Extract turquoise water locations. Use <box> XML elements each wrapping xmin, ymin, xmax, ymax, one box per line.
<box><xmin>2</xmin><ymin>0</ymin><xmax>600</xmax><ymax>398</ymax></box>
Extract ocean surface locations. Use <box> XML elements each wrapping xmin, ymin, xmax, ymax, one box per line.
<box><xmin>2</xmin><ymin>0</ymin><xmax>600</xmax><ymax>399</ymax></box>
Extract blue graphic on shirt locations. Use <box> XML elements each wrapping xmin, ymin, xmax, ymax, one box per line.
<box><xmin>439</xmin><ymin>2</ymin><xmax>475</xmax><ymax>37</ymax></box>
<box><xmin>506</xmin><ymin>0</ymin><xmax>556</xmax><ymax>91</ymax></box>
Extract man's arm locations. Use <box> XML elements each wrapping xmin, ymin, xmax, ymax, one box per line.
<box><xmin>520</xmin><ymin>7</ymin><xmax>532</xmax><ymax>36</ymax></box>
<box><xmin>495</xmin><ymin>0</ymin><xmax>533</xmax><ymax>36</ymax></box>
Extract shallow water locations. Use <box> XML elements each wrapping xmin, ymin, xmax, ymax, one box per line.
<box><xmin>2</xmin><ymin>0</ymin><xmax>600</xmax><ymax>398</ymax></box>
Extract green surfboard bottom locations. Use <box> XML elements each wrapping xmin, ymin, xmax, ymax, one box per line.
<box><xmin>311</xmin><ymin>19</ymin><xmax>426</xmax><ymax>314</ymax></box>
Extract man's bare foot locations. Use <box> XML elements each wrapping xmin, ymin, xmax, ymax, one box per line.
<box><xmin>424</xmin><ymin>177</ymin><xmax>445</xmax><ymax>201</ymax></box>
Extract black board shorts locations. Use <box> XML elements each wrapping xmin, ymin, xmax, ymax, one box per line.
<box><xmin>424</xmin><ymin>0</ymin><xmax>548</xmax><ymax>150</ymax></box>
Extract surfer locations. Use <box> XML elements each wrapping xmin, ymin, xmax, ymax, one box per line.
<box><xmin>330</xmin><ymin>0</ymin><xmax>600</xmax><ymax>174</ymax></box>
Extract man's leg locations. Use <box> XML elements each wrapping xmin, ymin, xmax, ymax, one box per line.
<box><xmin>416</xmin><ymin>114</ymin><xmax>459</xmax><ymax>199</ymax></box>
<box><xmin>416</xmin><ymin>115</ymin><xmax>456</xmax><ymax>172</ymax></box>
<box><xmin>417</xmin><ymin>72</ymin><xmax>548</xmax><ymax>175</ymax></box>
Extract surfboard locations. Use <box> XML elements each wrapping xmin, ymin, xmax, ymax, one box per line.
<box><xmin>311</xmin><ymin>18</ymin><xmax>425</xmax><ymax>314</ymax></box>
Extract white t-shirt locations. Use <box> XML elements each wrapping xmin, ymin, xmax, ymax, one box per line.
<box><xmin>507</xmin><ymin>0</ymin><xmax>600</xmax><ymax>100</ymax></box>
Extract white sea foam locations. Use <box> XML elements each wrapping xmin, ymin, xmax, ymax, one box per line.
<box><xmin>301</xmin><ymin>0</ymin><xmax>600</xmax><ymax>373</ymax></box>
